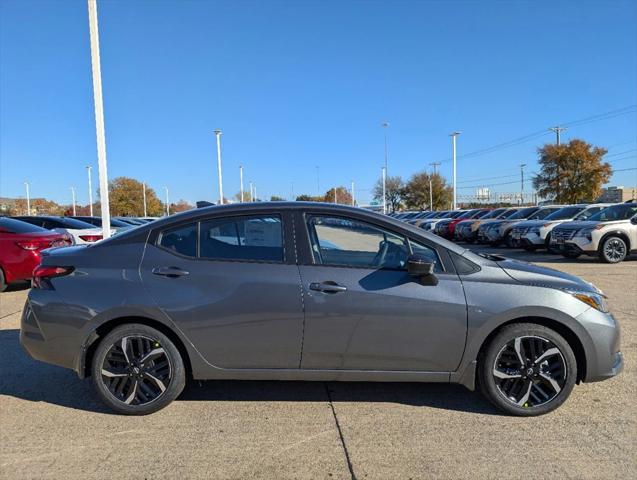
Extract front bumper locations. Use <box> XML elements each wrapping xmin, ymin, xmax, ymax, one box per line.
<box><xmin>577</xmin><ymin>307</ymin><xmax>623</xmax><ymax>383</ymax></box>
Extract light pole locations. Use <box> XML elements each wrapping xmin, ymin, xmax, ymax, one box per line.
<box><xmin>450</xmin><ymin>132</ymin><xmax>461</xmax><ymax>210</ymax></box>
<box><xmin>164</xmin><ymin>186</ymin><xmax>169</xmax><ymax>215</ymax></box>
<box><xmin>429</xmin><ymin>178</ymin><xmax>433</xmax><ymax>210</ymax></box>
<box><xmin>519</xmin><ymin>163</ymin><xmax>527</xmax><ymax>205</ymax></box>
<box><xmin>86</xmin><ymin>166</ymin><xmax>94</xmax><ymax>216</ymax></box>
<box><xmin>24</xmin><ymin>182</ymin><xmax>30</xmax><ymax>215</ymax></box>
<box><xmin>382</xmin><ymin>166</ymin><xmax>387</xmax><ymax>214</ymax></box>
<box><xmin>249</xmin><ymin>181</ymin><xmax>254</xmax><ymax>202</ymax></box>
<box><xmin>239</xmin><ymin>165</ymin><xmax>244</xmax><ymax>202</ymax></box>
<box><xmin>142</xmin><ymin>182</ymin><xmax>147</xmax><ymax>217</ymax></box>
<box><xmin>381</xmin><ymin>122</ymin><xmax>389</xmax><ymax>175</ymax></box>
<box><xmin>214</xmin><ymin>129</ymin><xmax>224</xmax><ymax>204</ymax></box>
<box><xmin>351</xmin><ymin>181</ymin><xmax>355</xmax><ymax>206</ymax></box>
<box><xmin>70</xmin><ymin>186</ymin><xmax>77</xmax><ymax>215</ymax></box>
<box><xmin>254</xmin><ymin>185</ymin><xmax>257</xmax><ymax>202</ymax></box>
<box><xmin>87</xmin><ymin>0</ymin><xmax>112</xmax><ymax>238</ymax></box>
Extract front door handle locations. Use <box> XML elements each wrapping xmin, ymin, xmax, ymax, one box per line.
<box><xmin>309</xmin><ymin>281</ymin><xmax>347</xmax><ymax>294</ymax></box>
<box><xmin>152</xmin><ymin>267</ymin><xmax>190</xmax><ymax>278</ymax></box>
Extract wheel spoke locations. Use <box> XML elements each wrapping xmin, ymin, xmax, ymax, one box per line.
<box><xmin>101</xmin><ymin>368</ymin><xmax>128</xmax><ymax>378</ymax></box>
<box><xmin>514</xmin><ymin>337</ymin><xmax>526</xmax><ymax>365</ymax></box>
<box><xmin>533</xmin><ymin>347</ymin><xmax>560</xmax><ymax>365</ymax></box>
<box><xmin>124</xmin><ymin>380</ymin><xmax>138</xmax><ymax>404</ymax></box>
<box><xmin>493</xmin><ymin>368</ymin><xmax>522</xmax><ymax>380</ymax></box>
<box><xmin>140</xmin><ymin>348</ymin><xmax>165</xmax><ymax>363</ymax></box>
<box><xmin>121</xmin><ymin>337</ymin><xmax>131</xmax><ymax>363</ymax></box>
<box><xmin>515</xmin><ymin>380</ymin><xmax>533</xmax><ymax>406</ymax></box>
<box><xmin>145</xmin><ymin>372</ymin><xmax>167</xmax><ymax>393</ymax></box>
<box><xmin>539</xmin><ymin>372</ymin><xmax>562</xmax><ymax>394</ymax></box>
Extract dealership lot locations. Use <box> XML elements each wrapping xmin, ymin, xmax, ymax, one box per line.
<box><xmin>1</xmin><ymin>248</ymin><xmax>635</xmax><ymax>479</ymax></box>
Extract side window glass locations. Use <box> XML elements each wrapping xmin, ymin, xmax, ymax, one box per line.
<box><xmin>307</xmin><ymin>216</ymin><xmax>409</xmax><ymax>269</ymax></box>
<box><xmin>409</xmin><ymin>240</ymin><xmax>443</xmax><ymax>273</ymax></box>
<box><xmin>158</xmin><ymin>223</ymin><xmax>197</xmax><ymax>257</ymax></box>
<box><xmin>200</xmin><ymin>215</ymin><xmax>283</xmax><ymax>262</ymax></box>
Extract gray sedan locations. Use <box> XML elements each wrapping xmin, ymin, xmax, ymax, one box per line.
<box><xmin>20</xmin><ymin>202</ymin><xmax>622</xmax><ymax>415</ymax></box>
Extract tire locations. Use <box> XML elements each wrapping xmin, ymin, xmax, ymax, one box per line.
<box><xmin>478</xmin><ymin>323</ymin><xmax>577</xmax><ymax>416</ymax></box>
<box><xmin>91</xmin><ymin>323</ymin><xmax>186</xmax><ymax>415</ymax></box>
<box><xmin>562</xmin><ymin>251</ymin><xmax>581</xmax><ymax>259</ymax></box>
<box><xmin>0</xmin><ymin>268</ymin><xmax>6</xmax><ymax>292</ymax></box>
<box><xmin>599</xmin><ymin>236</ymin><xmax>628</xmax><ymax>264</ymax></box>
<box><xmin>504</xmin><ymin>233</ymin><xmax>514</xmax><ymax>248</ymax></box>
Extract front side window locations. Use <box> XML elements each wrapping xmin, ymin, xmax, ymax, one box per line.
<box><xmin>200</xmin><ymin>215</ymin><xmax>283</xmax><ymax>262</ymax></box>
<box><xmin>307</xmin><ymin>216</ymin><xmax>410</xmax><ymax>269</ymax></box>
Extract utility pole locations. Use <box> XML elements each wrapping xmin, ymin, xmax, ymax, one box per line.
<box><xmin>429</xmin><ymin>162</ymin><xmax>441</xmax><ymax>175</ymax></box>
<box><xmin>351</xmin><ymin>181</ymin><xmax>355</xmax><ymax>206</ymax></box>
<box><xmin>549</xmin><ymin>126</ymin><xmax>567</xmax><ymax>146</ymax></box>
<box><xmin>24</xmin><ymin>182</ymin><xmax>30</xmax><ymax>215</ymax></box>
<box><xmin>450</xmin><ymin>132</ymin><xmax>461</xmax><ymax>210</ymax></box>
<box><xmin>239</xmin><ymin>165</ymin><xmax>244</xmax><ymax>202</ymax></box>
<box><xmin>86</xmin><ymin>166</ymin><xmax>94</xmax><ymax>216</ymax></box>
<box><xmin>519</xmin><ymin>163</ymin><xmax>526</xmax><ymax>205</ymax></box>
<box><xmin>381</xmin><ymin>122</ymin><xmax>389</xmax><ymax>176</ymax></box>
<box><xmin>87</xmin><ymin>0</ymin><xmax>112</xmax><ymax>238</ymax></box>
<box><xmin>70</xmin><ymin>186</ymin><xmax>77</xmax><ymax>215</ymax></box>
<box><xmin>142</xmin><ymin>182</ymin><xmax>147</xmax><ymax>217</ymax></box>
<box><xmin>164</xmin><ymin>186</ymin><xmax>169</xmax><ymax>215</ymax></box>
<box><xmin>382</xmin><ymin>166</ymin><xmax>387</xmax><ymax>214</ymax></box>
<box><xmin>214</xmin><ymin>129</ymin><xmax>223</xmax><ymax>204</ymax></box>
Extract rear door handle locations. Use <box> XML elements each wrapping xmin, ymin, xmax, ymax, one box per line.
<box><xmin>309</xmin><ymin>281</ymin><xmax>347</xmax><ymax>294</ymax></box>
<box><xmin>152</xmin><ymin>267</ymin><xmax>190</xmax><ymax>278</ymax></box>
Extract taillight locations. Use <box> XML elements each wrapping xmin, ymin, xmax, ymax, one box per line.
<box><xmin>32</xmin><ymin>266</ymin><xmax>74</xmax><ymax>289</ymax></box>
<box><xmin>16</xmin><ymin>240</ymin><xmax>50</xmax><ymax>251</ymax></box>
<box><xmin>79</xmin><ymin>234</ymin><xmax>103</xmax><ymax>242</ymax></box>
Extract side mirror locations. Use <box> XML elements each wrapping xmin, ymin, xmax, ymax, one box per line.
<box><xmin>407</xmin><ymin>254</ymin><xmax>438</xmax><ymax>285</ymax></box>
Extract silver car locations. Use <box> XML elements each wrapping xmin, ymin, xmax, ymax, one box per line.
<box><xmin>21</xmin><ymin>203</ymin><xmax>622</xmax><ymax>415</ymax></box>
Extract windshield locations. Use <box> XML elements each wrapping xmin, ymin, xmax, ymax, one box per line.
<box><xmin>498</xmin><ymin>209</ymin><xmax>519</xmax><ymax>219</ymax></box>
<box><xmin>545</xmin><ymin>206</ymin><xmax>585</xmax><ymax>221</ymax></box>
<box><xmin>0</xmin><ymin>217</ymin><xmax>48</xmax><ymax>234</ymax></box>
<box><xmin>449</xmin><ymin>211</ymin><xmax>466</xmax><ymax>218</ymax></box>
<box><xmin>529</xmin><ymin>207</ymin><xmax>560</xmax><ymax>220</ymax></box>
<box><xmin>508</xmin><ymin>207</ymin><xmax>539</xmax><ymax>220</ymax></box>
<box><xmin>588</xmin><ymin>204</ymin><xmax>637</xmax><ymax>222</ymax></box>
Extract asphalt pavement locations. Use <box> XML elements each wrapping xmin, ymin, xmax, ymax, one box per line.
<box><xmin>1</xmin><ymin>247</ymin><xmax>635</xmax><ymax>479</ymax></box>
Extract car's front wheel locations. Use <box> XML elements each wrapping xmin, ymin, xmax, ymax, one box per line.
<box><xmin>478</xmin><ymin>323</ymin><xmax>577</xmax><ymax>416</ymax></box>
<box><xmin>91</xmin><ymin>323</ymin><xmax>186</xmax><ymax>415</ymax></box>
<box><xmin>599</xmin><ymin>236</ymin><xmax>628</xmax><ymax>263</ymax></box>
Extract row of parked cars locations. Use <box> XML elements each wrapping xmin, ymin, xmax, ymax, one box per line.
<box><xmin>0</xmin><ymin>215</ymin><xmax>157</xmax><ymax>291</ymax></box>
<box><xmin>390</xmin><ymin>201</ymin><xmax>637</xmax><ymax>264</ymax></box>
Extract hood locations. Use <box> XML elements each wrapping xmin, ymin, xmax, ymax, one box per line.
<box><xmin>513</xmin><ymin>220</ymin><xmax>548</xmax><ymax>229</ymax></box>
<box><xmin>554</xmin><ymin>220</ymin><xmax>599</xmax><ymax>230</ymax></box>
<box><xmin>497</xmin><ymin>257</ymin><xmax>598</xmax><ymax>293</ymax></box>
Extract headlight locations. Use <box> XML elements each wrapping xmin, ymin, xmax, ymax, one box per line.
<box><xmin>568</xmin><ymin>290</ymin><xmax>609</xmax><ymax>313</ymax></box>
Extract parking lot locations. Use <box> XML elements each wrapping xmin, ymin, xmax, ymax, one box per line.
<box><xmin>1</xmin><ymin>247</ymin><xmax>635</xmax><ymax>480</ymax></box>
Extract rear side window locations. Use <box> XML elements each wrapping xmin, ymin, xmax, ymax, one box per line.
<box><xmin>159</xmin><ymin>223</ymin><xmax>197</xmax><ymax>257</ymax></box>
<box><xmin>200</xmin><ymin>215</ymin><xmax>283</xmax><ymax>262</ymax></box>
<box><xmin>0</xmin><ymin>218</ymin><xmax>49</xmax><ymax>234</ymax></box>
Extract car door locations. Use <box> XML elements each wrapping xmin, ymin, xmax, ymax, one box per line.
<box><xmin>296</xmin><ymin>212</ymin><xmax>468</xmax><ymax>372</ymax></box>
<box><xmin>140</xmin><ymin>211</ymin><xmax>304</xmax><ymax>369</ymax></box>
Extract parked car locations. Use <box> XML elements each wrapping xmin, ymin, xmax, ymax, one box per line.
<box><xmin>114</xmin><ymin>217</ymin><xmax>146</xmax><ymax>226</ymax></box>
<box><xmin>479</xmin><ymin>206</ymin><xmax>562</xmax><ymax>247</ymax></box>
<box><xmin>550</xmin><ymin>203</ymin><xmax>637</xmax><ymax>262</ymax></box>
<box><xmin>0</xmin><ymin>217</ymin><xmax>72</xmax><ymax>291</ymax></box>
<box><xmin>510</xmin><ymin>204</ymin><xmax>614</xmax><ymax>252</ymax></box>
<box><xmin>434</xmin><ymin>209</ymin><xmax>491</xmax><ymax>240</ymax></box>
<box><xmin>20</xmin><ymin>202</ymin><xmax>622</xmax><ymax>415</ymax></box>
<box><xmin>70</xmin><ymin>216</ymin><xmax>133</xmax><ymax>234</ymax></box>
<box><xmin>12</xmin><ymin>216</ymin><xmax>104</xmax><ymax>245</ymax></box>
<box><xmin>419</xmin><ymin>210</ymin><xmax>466</xmax><ymax>231</ymax></box>
<box><xmin>456</xmin><ymin>207</ymin><xmax>511</xmax><ymax>243</ymax></box>
<box><xmin>475</xmin><ymin>208</ymin><xmax>522</xmax><ymax>244</ymax></box>
<box><xmin>410</xmin><ymin>211</ymin><xmax>440</xmax><ymax>227</ymax></box>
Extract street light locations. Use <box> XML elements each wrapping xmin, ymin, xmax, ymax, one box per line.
<box><xmin>249</xmin><ymin>181</ymin><xmax>254</xmax><ymax>202</ymax></box>
<box><xmin>86</xmin><ymin>166</ymin><xmax>93</xmax><ymax>216</ymax></box>
<box><xmin>24</xmin><ymin>182</ymin><xmax>30</xmax><ymax>215</ymax></box>
<box><xmin>381</xmin><ymin>122</ymin><xmax>389</xmax><ymax>175</ymax></box>
<box><xmin>164</xmin><ymin>186</ymin><xmax>169</xmax><ymax>215</ymax></box>
<box><xmin>450</xmin><ymin>131</ymin><xmax>461</xmax><ymax>210</ymax></box>
<box><xmin>87</xmin><ymin>0</ymin><xmax>112</xmax><ymax>238</ymax></box>
<box><xmin>382</xmin><ymin>166</ymin><xmax>387</xmax><ymax>214</ymax></box>
<box><xmin>70</xmin><ymin>186</ymin><xmax>77</xmax><ymax>216</ymax></box>
<box><xmin>142</xmin><ymin>182</ymin><xmax>147</xmax><ymax>217</ymax></box>
<box><xmin>239</xmin><ymin>165</ymin><xmax>244</xmax><ymax>202</ymax></box>
<box><xmin>214</xmin><ymin>129</ymin><xmax>223</xmax><ymax>204</ymax></box>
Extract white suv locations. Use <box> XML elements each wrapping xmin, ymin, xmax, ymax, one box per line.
<box><xmin>550</xmin><ymin>203</ymin><xmax>637</xmax><ymax>263</ymax></box>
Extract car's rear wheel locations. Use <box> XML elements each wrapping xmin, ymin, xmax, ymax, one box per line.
<box><xmin>599</xmin><ymin>236</ymin><xmax>627</xmax><ymax>263</ymax></box>
<box><xmin>478</xmin><ymin>323</ymin><xmax>577</xmax><ymax>416</ymax></box>
<box><xmin>91</xmin><ymin>323</ymin><xmax>186</xmax><ymax>415</ymax></box>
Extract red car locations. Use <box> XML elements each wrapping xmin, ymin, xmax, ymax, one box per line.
<box><xmin>0</xmin><ymin>217</ymin><xmax>72</xmax><ymax>291</ymax></box>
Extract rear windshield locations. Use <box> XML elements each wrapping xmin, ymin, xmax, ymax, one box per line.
<box><xmin>0</xmin><ymin>217</ymin><xmax>48</xmax><ymax>234</ymax></box>
<box><xmin>545</xmin><ymin>207</ymin><xmax>585</xmax><ymax>221</ymax></box>
<box><xmin>58</xmin><ymin>217</ymin><xmax>97</xmax><ymax>229</ymax></box>
<box><xmin>588</xmin><ymin>204</ymin><xmax>637</xmax><ymax>222</ymax></box>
